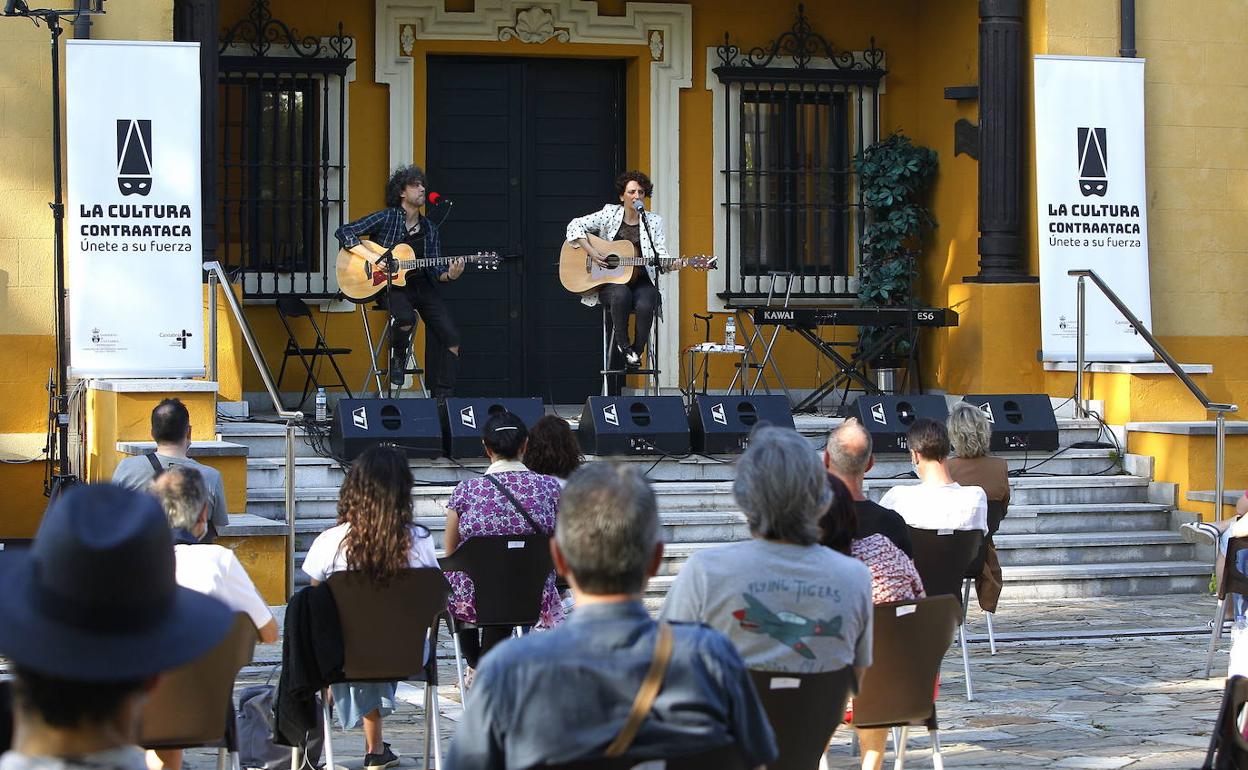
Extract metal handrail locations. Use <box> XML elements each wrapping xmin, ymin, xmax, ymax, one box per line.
<box><xmin>205</xmin><ymin>261</ymin><xmax>301</xmax><ymax>597</ymax></box>
<box><xmin>1069</xmin><ymin>268</ymin><xmax>1238</xmax><ymax>520</ymax></box>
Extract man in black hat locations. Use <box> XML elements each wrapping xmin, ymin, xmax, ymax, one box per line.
<box><xmin>0</xmin><ymin>484</ymin><xmax>234</xmax><ymax>770</ymax></box>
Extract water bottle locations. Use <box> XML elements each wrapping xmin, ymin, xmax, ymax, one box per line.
<box><xmin>315</xmin><ymin>388</ymin><xmax>328</xmax><ymax>422</ymax></box>
<box><xmin>724</xmin><ymin>316</ymin><xmax>736</xmax><ymax>348</ymax></box>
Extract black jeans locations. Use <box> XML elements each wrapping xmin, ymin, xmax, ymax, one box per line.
<box><xmin>386</xmin><ymin>271</ymin><xmax>461</xmax><ymax>396</ymax></box>
<box><xmin>599</xmin><ymin>273</ymin><xmax>659</xmax><ymax>354</ymax></box>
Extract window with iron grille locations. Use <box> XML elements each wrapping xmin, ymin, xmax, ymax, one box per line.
<box><xmin>216</xmin><ymin>4</ymin><xmax>353</xmax><ymax>299</ymax></box>
<box><xmin>711</xmin><ymin>25</ymin><xmax>885</xmax><ymax>306</ymax></box>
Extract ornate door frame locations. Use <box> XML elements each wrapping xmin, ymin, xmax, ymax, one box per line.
<box><xmin>374</xmin><ymin>0</ymin><xmax>693</xmax><ymax>391</ymax></box>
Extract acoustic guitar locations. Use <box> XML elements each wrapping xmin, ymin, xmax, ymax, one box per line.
<box><xmin>558</xmin><ymin>233</ymin><xmax>717</xmax><ymax>294</ymax></box>
<box><xmin>336</xmin><ymin>239</ymin><xmax>500</xmax><ymax>302</ymax></box>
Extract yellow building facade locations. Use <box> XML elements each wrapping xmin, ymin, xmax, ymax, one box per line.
<box><xmin>1</xmin><ymin>0</ymin><xmax>1246</xmax><ymax>535</ymax></box>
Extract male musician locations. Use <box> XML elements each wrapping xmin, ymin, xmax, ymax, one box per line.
<box><xmin>566</xmin><ymin>170</ymin><xmax>671</xmax><ymax>370</ymax></box>
<box><xmin>336</xmin><ymin>165</ymin><xmax>464</xmax><ymax>396</ymax></box>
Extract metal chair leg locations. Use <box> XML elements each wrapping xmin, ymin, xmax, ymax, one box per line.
<box><xmin>449</xmin><ymin>617</ymin><xmax>469</xmax><ymax>704</ymax></box>
<box><xmin>217</xmin><ymin>748</ymin><xmax>228</xmax><ymax>770</ymax></box>
<box><xmin>320</xmin><ymin>689</ymin><xmax>335</xmax><ymax>770</ymax></box>
<box><xmin>422</xmin><ymin>682</ymin><xmax>432</xmax><ymax>770</ymax></box>
<box><xmin>986</xmin><ymin>611</ymin><xmax>998</xmax><ymax>655</ymax></box>
<box><xmin>960</xmin><ymin>619</ymin><xmax>975</xmax><ymax>701</ymax></box>
<box><xmin>930</xmin><ymin>728</ymin><xmax>944</xmax><ymax>770</ymax></box>
<box><xmin>892</xmin><ymin>725</ymin><xmax>910</xmax><ymax>770</ymax></box>
<box><xmin>1206</xmin><ymin>596</ymin><xmax>1230</xmax><ymax>678</ymax></box>
<box><xmin>291</xmin><ymin>746</ymin><xmax>301</xmax><ymax>770</ymax></box>
<box><xmin>429</xmin><ymin>686</ymin><xmax>444</xmax><ymax>770</ymax></box>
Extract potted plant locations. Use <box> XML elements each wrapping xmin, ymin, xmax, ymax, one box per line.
<box><xmin>854</xmin><ymin>132</ymin><xmax>938</xmax><ymax>378</ymax></box>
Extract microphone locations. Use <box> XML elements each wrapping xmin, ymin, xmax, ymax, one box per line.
<box><xmin>632</xmin><ymin>199</ymin><xmax>645</xmax><ymax>212</ymax></box>
<box><xmin>427</xmin><ymin>191</ymin><xmax>450</xmax><ymax>206</ymax></box>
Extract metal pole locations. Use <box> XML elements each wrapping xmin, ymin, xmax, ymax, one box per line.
<box><xmin>1075</xmin><ymin>276</ymin><xmax>1087</xmax><ymax>418</ymax></box>
<box><xmin>208</xmin><ymin>271</ymin><xmax>218</xmax><ymax>418</ymax></box>
<box><xmin>1216</xmin><ymin>410</ymin><xmax>1227</xmax><ymax>522</ymax></box>
<box><xmin>49</xmin><ymin>15</ymin><xmax>71</xmax><ymax>482</ymax></box>
<box><xmin>285</xmin><ymin>420</ymin><xmax>296</xmax><ymax>599</ymax></box>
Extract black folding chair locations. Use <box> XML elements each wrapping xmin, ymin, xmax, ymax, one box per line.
<box><xmin>853</xmin><ymin>596</ymin><xmax>961</xmax><ymax>770</ymax></box>
<box><xmin>323</xmin><ymin>568</ymin><xmax>451</xmax><ymax>770</ymax></box>
<box><xmin>541</xmin><ymin>743</ymin><xmax>747</xmax><ymax>770</ymax></box>
<box><xmin>908</xmin><ymin>527</ymin><xmax>984</xmax><ymax>701</ymax></box>
<box><xmin>439</xmin><ymin>534</ymin><xmax>555</xmax><ymax>701</ymax></box>
<box><xmin>275</xmin><ymin>296</ymin><xmax>353</xmax><ymax>410</ymax></box>
<box><xmin>1207</xmin><ymin>536</ymin><xmax>1248</xmax><ymax>678</ymax></box>
<box><xmin>1203</xmin><ymin>675</ymin><xmax>1248</xmax><ymax>769</ymax></box>
<box><xmin>748</xmin><ymin>668</ymin><xmax>855</xmax><ymax>770</ymax></box>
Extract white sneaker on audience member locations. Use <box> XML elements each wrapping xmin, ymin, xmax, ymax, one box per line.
<box><xmin>1181</xmin><ymin>521</ymin><xmax>1222</xmax><ymax>545</ymax></box>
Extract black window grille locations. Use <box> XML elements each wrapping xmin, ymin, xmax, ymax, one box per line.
<box><xmin>217</xmin><ymin>2</ymin><xmax>352</xmax><ymax>298</ymax></box>
<box><xmin>715</xmin><ymin>15</ymin><xmax>885</xmax><ymax>304</ymax></box>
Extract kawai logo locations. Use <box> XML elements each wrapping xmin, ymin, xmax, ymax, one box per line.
<box><xmin>1077</xmin><ymin>127</ymin><xmax>1107</xmax><ymax>197</ymax></box>
<box><xmin>117</xmin><ymin>119</ymin><xmax>153</xmax><ymax>197</ymax></box>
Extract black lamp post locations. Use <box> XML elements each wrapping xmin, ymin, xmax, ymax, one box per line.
<box><xmin>3</xmin><ymin>0</ymin><xmax>106</xmax><ymax>496</ymax></box>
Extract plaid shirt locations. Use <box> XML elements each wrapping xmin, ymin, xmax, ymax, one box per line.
<box><xmin>335</xmin><ymin>206</ymin><xmax>446</xmax><ymax>278</ymax></box>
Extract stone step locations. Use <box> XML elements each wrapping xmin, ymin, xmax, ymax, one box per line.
<box><xmin>993</xmin><ymin>531</ymin><xmax>1198</xmax><ymax>567</ymax></box>
<box><xmin>244</xmin><ymin>446</ymin><xmax>1124</xmax><ymax>489</ymax></box>
<box><xmin>995</xmin><ymin>503</ymin><xmax>1172</xmax><ymax>535</ymax></box>
<box><xmin>863</xmin><ymin>475</ymin><xmax>1151</xmax><ymax>507</ymax></box>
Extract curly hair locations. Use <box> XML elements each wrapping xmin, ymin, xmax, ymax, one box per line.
<box><xmin>524</xmin><ymin>415</ymin><xmax>583</xmax><ymax>479</ymax></box>
<box><xmin>335</xmin><ymin>445</ymin><xmax>426</xmax><ymax>585</ymax></box>
<box><xmin>385</xmin><ymin>164</ymin><xmax>428</xmax><ymax>209</ymax></box>
<box><xmin>614</xmin><ymin>170</ymin><xmax>654</xmax><ymax>198</ymax></box>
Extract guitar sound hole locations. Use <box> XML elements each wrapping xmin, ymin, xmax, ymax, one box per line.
<box><xmin>604</xmin><ymin>255</ymin><xmax>620</xmax><ymax>270</ymax></box>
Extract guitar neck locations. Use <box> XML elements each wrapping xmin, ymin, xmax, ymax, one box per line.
<box><xmin>394</xmin><ymin>254</ymin><xmax>477</xmax><ymax>269</ymax></box>
<box><xmin>616</xmin><ymin>256</ymin><xmax>687</xmax><ymax>268</ymax></box>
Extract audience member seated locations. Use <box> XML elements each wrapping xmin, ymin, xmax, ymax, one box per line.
<box><xmin>301</xmin><ymin>446</ymin><xmax>439</xmax><ymax>770</ymax></box>
<box><xmin>0</xmin><ymin>485</ymin><xmax>232</xmax><ymax>770</ymax></box>
<box><xmin>146</xmin><ymin>465</ymin><xmax>279</xmax><ymax>770</ymax></box>
<box><xmin>662</xmin><ymin>425</ymin><xmax>873</xmax><ymax>679</ymax></box>
<box><xmin>824</xmin><ymin>418</ymin><xmax>913</xmax><ymax>555</ymax></box>
<box><xmin>820</xmin><ymin>474</ymin><xmax>925</xmax><ymax>770</ymax></box>
<box><xmin>112</xmin><ymin>398</ymin><xmax>228</xmax><ymax>542</ymax></box>
<box><xmin>448</xmin><ymin>462</ymin><xmax>777</xmax><ymax>770</ymax></box>
<box><xmin>879</xmin><ymin>418</ymin><xmax>988</xmax><ymax>534</ymax></box>
<box><xmin>1184</xmin><ymin>491</ymin><xmax>1248</xmax><ymax>635</ymax></box>
<box><xmin>946</xmin><ymin>403</ymin><xmax>1011</xmax><ymax>614</ymax></box>
<box><xmin>523</xmin><ymin>414</ymin><xmax>583</xmax><ymax>486</ymax></box>
<box><xmin>444</xmin><ymin>411</ymin><xmax>564</xmax><ymax>676</ymax></box>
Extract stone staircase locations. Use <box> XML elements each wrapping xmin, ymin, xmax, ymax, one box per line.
<box><xmin>220</xmin><ymin>413</ymin><xmax>1212</xmax><ymax>602</ymax></box>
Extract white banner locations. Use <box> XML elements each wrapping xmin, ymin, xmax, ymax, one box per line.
<box><xmin>1035</xmin><ymin>55</ymin><xmax>1153</xmax><ymax>362</ymax></box>
<box><xmin>67</xmin><ymin>40</ymin><xmax>204</xmax><ymax>378</ymax></box>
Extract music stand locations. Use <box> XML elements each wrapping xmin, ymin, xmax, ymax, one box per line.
<box><xmin>729</xmin><ymin>271</ymin><xmax>795</xmax><ymax>402</ymax></box>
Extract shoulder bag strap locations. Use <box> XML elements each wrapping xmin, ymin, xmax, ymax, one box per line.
<box><xmin>604</xmin><ymin>622</ymin><xmax>676</xmax><ymax>758</ymax></box>
<box><xmin>481</xmin><ymin>472</ymin><xmax>548</xmax><ymax>536</ymax></box>
<box><xmin>146</xmin><ymin>452</ymin><xmax>165</xmax><ymax>478</ymax></box>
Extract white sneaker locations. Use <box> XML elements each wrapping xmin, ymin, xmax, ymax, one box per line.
<box><xmin>1181</xmin><ymin>521</ymin><xmax>1221</xmax><ymax>545</ymax></box>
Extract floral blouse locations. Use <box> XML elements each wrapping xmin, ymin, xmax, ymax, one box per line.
<box><xmin>445</xmin><ymin>462</ymin><xmax>564</xmax><ymax>628</ymax></box>
<box><xmin>851</xmin><ymin>534</ymin><xmax>926</xmax><ymax>605</ymax></box>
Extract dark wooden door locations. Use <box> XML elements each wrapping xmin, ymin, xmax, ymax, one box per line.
<box><xmin>426</xmin><ymin>56</ymin><xmax>623</xmax><ymax>402</ymax></box>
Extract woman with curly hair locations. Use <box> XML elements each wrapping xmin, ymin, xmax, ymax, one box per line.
<box><xmin>301</xmin><ymin>445</ymin><xmax>438</xmax><ymax>770</ymax></box>
<box><xmin>523</xmin><ymin>414</ymin><xmax>583</xmax><ymax>485</ymax></box>
<box><xmin>445</xmin><ymin>411</ymin><xmax>564</xmax><ymax>676</ymax></box>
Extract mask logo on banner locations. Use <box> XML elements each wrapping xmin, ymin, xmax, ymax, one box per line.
<box><xmin>116</xmin><ymin>119</ymin><xmax>153</xmax><ymax>197</ymax></box>
<box><xmin>1077</xmin><ymin>127</ymin><xmax>1108</xmax><ymax>197</ymax></box>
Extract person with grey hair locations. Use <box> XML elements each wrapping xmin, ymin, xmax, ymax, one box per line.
<box><xmin>824</xmin><ymin>418</ymin><xmax>913</xmax><ymax>555</ymax></box>
<box><xmin>449</xmin><ymin>462</ymin><xmax>777</xmax><ymax>770</ymax></box>
<box><xmin>947</xmin><ymin>402</ymin><xmax>1011</xmax><ymax>613</ymax></box>
<box><xmin>662</xmin><ymin>426</ymin><xmax>873</xmax><ymax>680</ymax></box>
<box><xmin>144</xmin><ymin>466</ymin><xmax>277</xmax><ymax>770</ymax></box>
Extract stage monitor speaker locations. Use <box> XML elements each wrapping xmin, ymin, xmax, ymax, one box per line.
<box><xmin>961</xmin><ymin>394</ymin><xmax>1059</xmax><ymax>452</ymax></box>
<box><xmin>329</xmin><ymin>398</ymin><xmax>443</xmax><ymax>462</ymax></box>
<box><xmin>578</xmin><ymin>396</ymin><xmax>690</xmax><ymax>456</ymax></box>
<box><xmin>441</xmin><ymin>397</ymin><xmax>545</xmax><ymax>458</ymax></box>
<box><xmin>852</xmin><ymin>394</ymin><xmax>950</xmax><ymax>453</ymax></box>
<box><xmin>689</xmin><ymin>395</ymin><xmax>795</xmax><ymax>454</ymax></box>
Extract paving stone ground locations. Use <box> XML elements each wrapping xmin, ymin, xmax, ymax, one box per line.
<box><xmin>183</xmin><ymin>594</ymin><xmax>1230</xmax><ymax>769</ymax></box>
